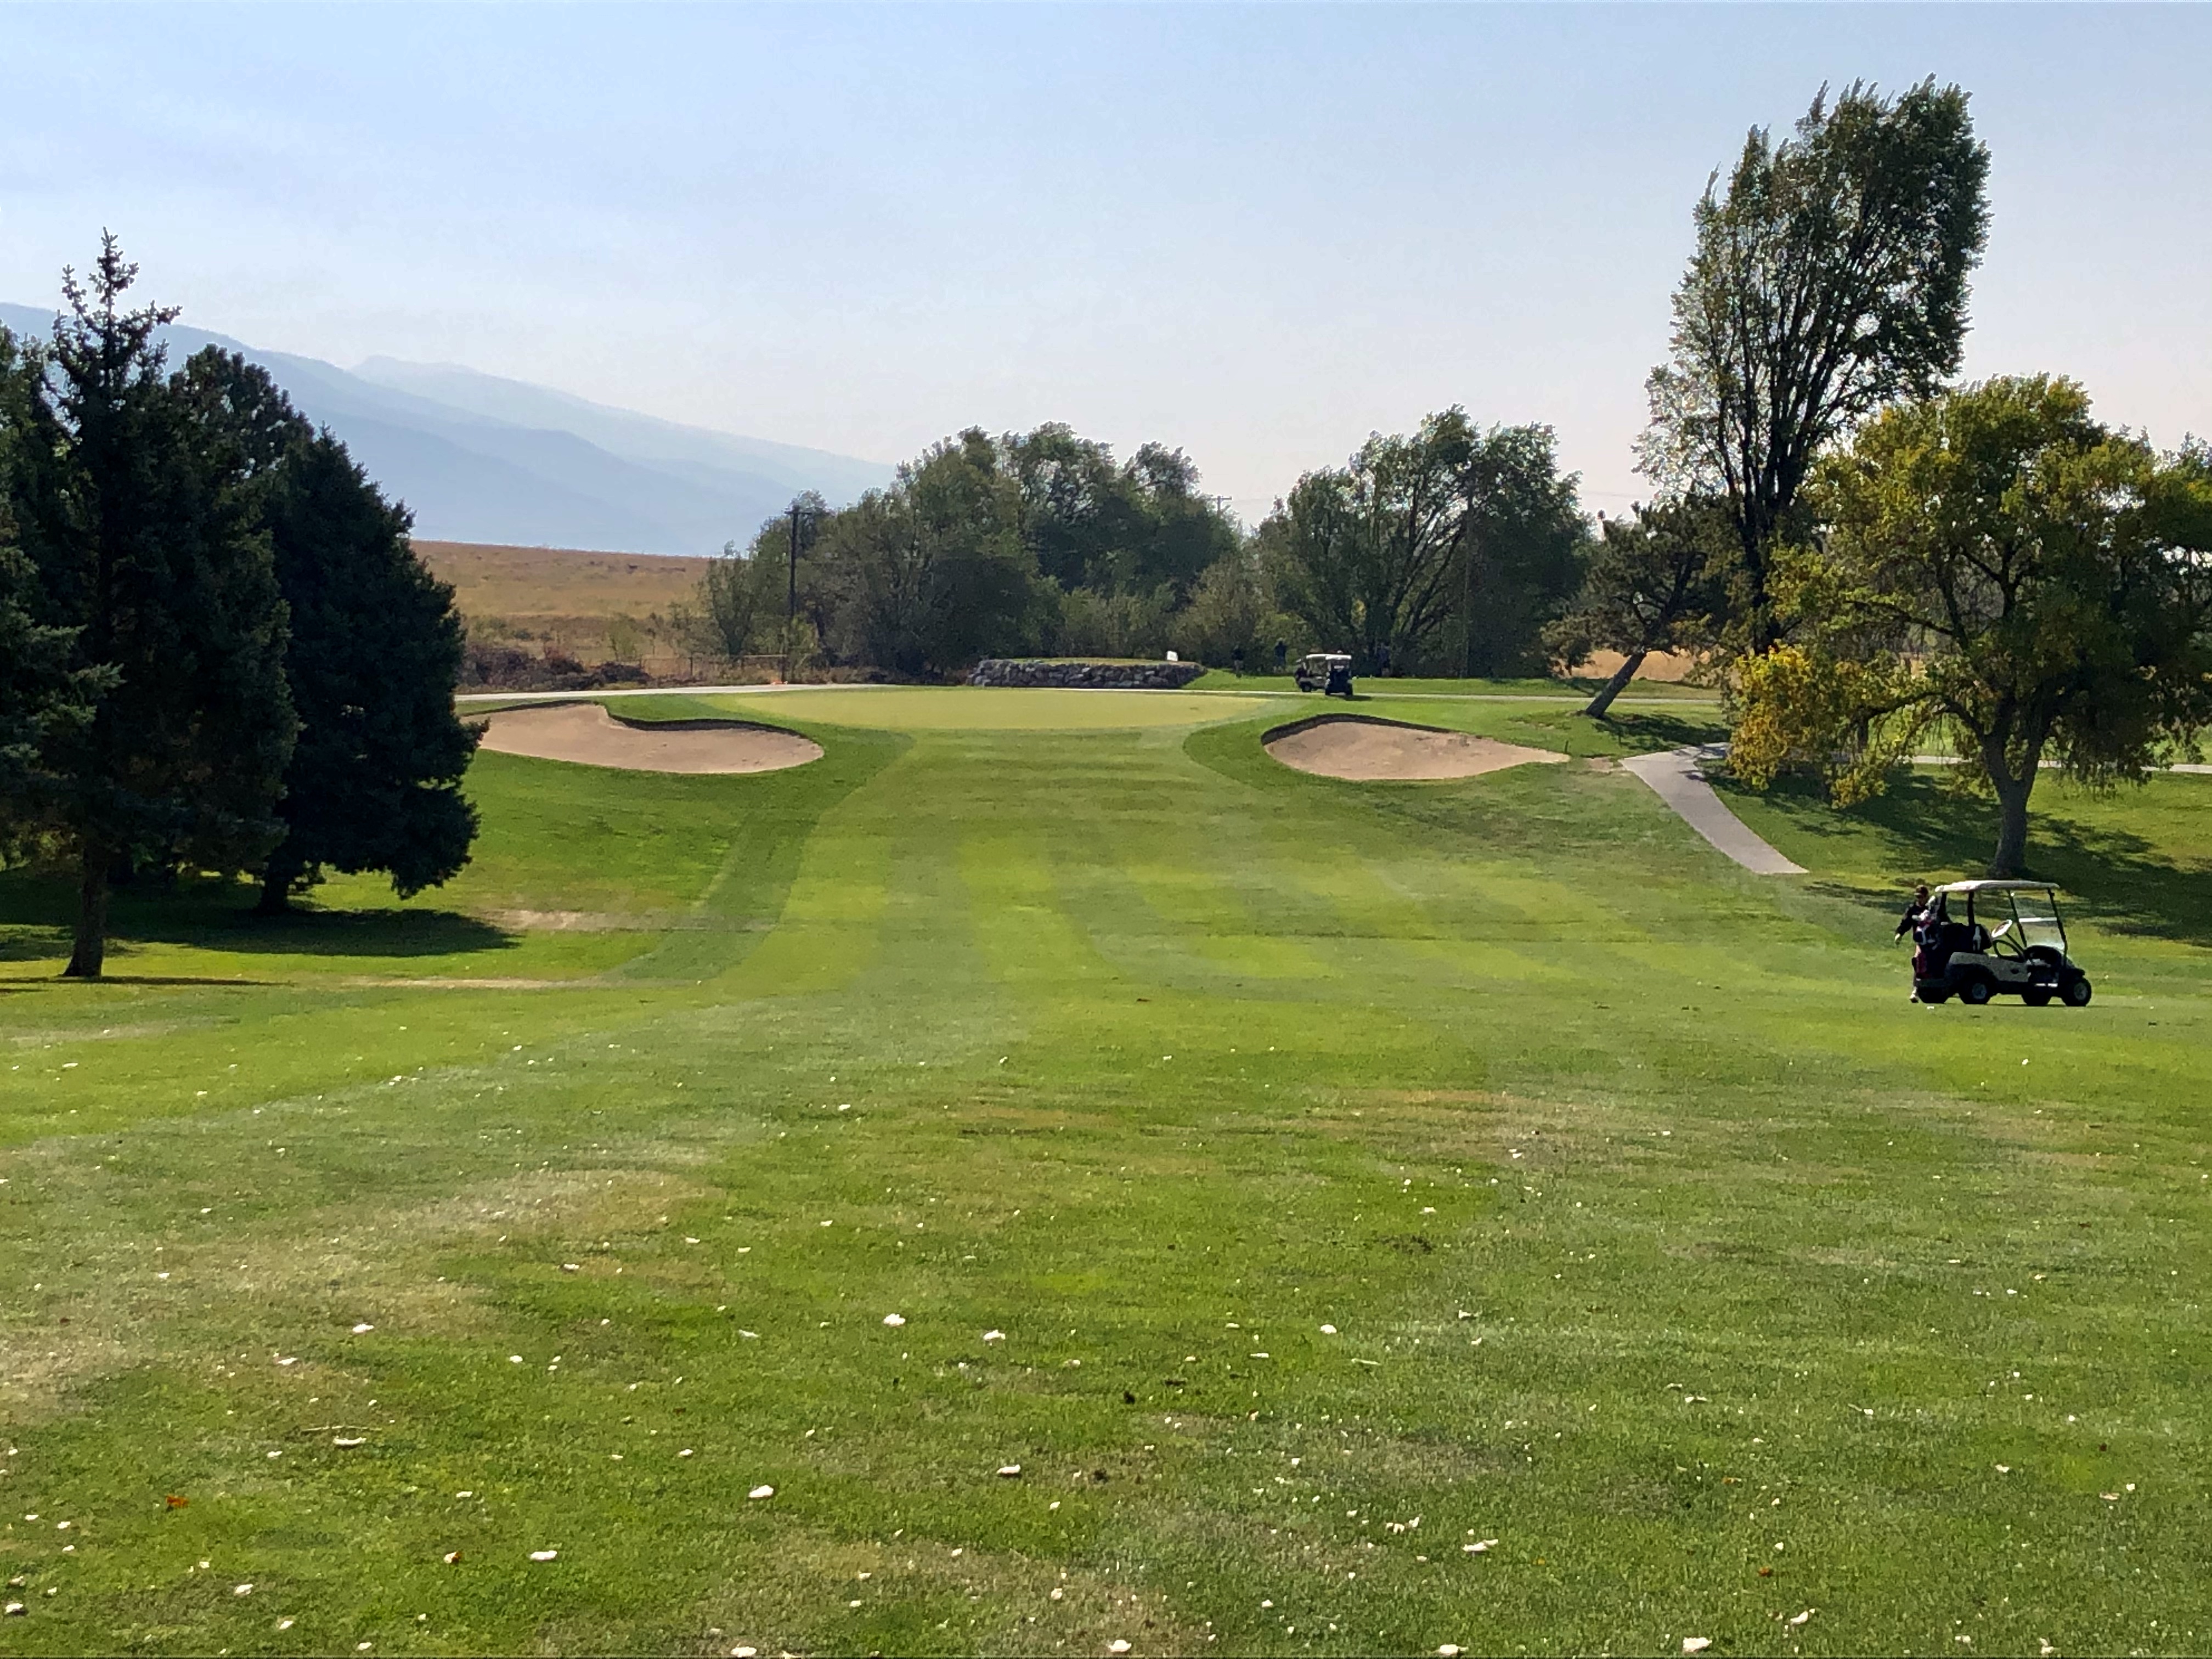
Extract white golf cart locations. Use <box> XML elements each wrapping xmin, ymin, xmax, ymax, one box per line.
<box><xmin>1912</xmin><ymin>880</ymin><xmax>2091</xmax><ymax>1007</ymax></box>
<box><xmin>1294</xmin><ymin>652</ymin><xmax>1355</xmax><ymax>696</ymax></box>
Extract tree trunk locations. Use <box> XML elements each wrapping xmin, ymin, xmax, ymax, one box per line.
<box><xmin>257</xmin><ymin>865</ymin><xmax>295</xmax><ymax>917</ymax></box>
<box><xmin>63</xmin><ymin>843</ymin><xmax>111</xmax><ymax>979</ymax></box>
<box><xmin>1582</xmin><ymin>651</ymin><xmax>1646</xmax><ymax>720</ymax></box>
<box><xmin>1988</xmin><ymin>765</ymin><xmax>2034</xmax><ymax>877</ymax></box>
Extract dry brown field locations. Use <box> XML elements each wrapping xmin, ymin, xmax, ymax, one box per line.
<box><xmin>413</xmin><ymin>540</ymin><xmax>710</xmax><ymax>669</ymax></box>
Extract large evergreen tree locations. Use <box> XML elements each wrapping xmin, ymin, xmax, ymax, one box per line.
<box><xmin>179</xmin><ymin>351</ymin><xmax>480</xmax><ymax>913</ymax></box>
<box><xmin>12</xmin><ymin>240</ymin><xmax>296</xmax><ymax>977</ymax></box>
<box><xmin>0</xmin><ymin>326</ymin><xmax>109</xmax><ymax>837</ymax></box>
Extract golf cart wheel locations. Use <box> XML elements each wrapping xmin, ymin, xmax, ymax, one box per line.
<box><xmin>2022</xmin><ymin>989</ymin><xmax>2053</xmax><ymax>1007</ymax></box>
<box><xmin>1959</xmin><ymin>976</ymin><xmax>1995</xmax><ymax>1006</ymax></box>
<box><xmin>2063</xmin><ymin>978</ymin><xmax>2093</xmax><ymax>1007</ymax></box>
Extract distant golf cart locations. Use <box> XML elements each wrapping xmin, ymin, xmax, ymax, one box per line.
<box><xmin>1913</xmin><ymin>880</ymin><xmax>2091</xmax><ymax>1007</ymax></box>
<box><xmin>1294</xmin><ymin>652</ymin><xmax>1356</xmax><ymax>697</ymax></box>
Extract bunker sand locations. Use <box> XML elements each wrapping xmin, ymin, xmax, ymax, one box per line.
<box><xmin>1265</xmin><ymin>713</ymin><xmax>1567</xmax><ymax>781</ymax></box>
<box><xmin>479</xmin><ymin>701</ymin><xmax>822</xmax><ymax>774</ymax></box>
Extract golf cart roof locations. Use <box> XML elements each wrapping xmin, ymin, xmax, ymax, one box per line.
<box><xmin>1934</xmin><ymin>879</ymin><xmax>2061</xmax><ymax>895</ymax></box>
<box><xmin>1302</xmin><ymin>652</ymin><xmax>1352</xmax><ymax>665</ymax></box>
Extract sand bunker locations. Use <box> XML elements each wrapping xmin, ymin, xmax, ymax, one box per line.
<box><xmin>478</xmin><ymin>702</ymin><xmax>822</xmax><ymax>775</ymax></box>
<box><xmin>1264</xmin><ymin>715</ymin><xmax>1567</xmax><ymax>781</ymax></box>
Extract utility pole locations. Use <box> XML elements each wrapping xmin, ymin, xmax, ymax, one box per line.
<box><xmin>788</xmin><ymin>501</ymin><xmax>800</xmax><ymax>626</ymax></box>
<box><xmin>786</xmin><ymin>500</ymin><xmax>802</xmax><ymax>683</ymax></box>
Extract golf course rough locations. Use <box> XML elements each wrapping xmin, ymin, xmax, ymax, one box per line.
<box><xmin>1</xmin><ymin>685</ymin><xmax>2207</xmax><ymax>1657</ymax></box>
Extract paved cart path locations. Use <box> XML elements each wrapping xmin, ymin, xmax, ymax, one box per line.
<box><xmin>1621</xmin><ymin>744</ymin><xmax>1805</xmax><ymax>876</ymax></box>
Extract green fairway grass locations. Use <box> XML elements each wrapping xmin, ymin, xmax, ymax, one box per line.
<box><xmin>1</xmin><ymin>689</ymin><xmax>2205</xmax><ymax>1656</ymax></box>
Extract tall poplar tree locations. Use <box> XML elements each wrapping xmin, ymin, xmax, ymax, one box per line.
<box><xmin>1641</xmin><ymin>80</ymin><xmax>1990</xmax><ymax>652</ymax></box>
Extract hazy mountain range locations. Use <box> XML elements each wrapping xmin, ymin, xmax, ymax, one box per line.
<box><xmin>0</xmin><ymin>303</ymin><xmax>892</xmax><ymax>556</ymax></box>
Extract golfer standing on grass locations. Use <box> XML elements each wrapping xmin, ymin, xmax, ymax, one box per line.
<box><xmin>1897</xmin><ymin>883</ymin><xmax>1933</xmax><ymax>1001</ymax></box>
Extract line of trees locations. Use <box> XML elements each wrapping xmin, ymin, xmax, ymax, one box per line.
<box><xmin>678</xmin><ymin>413</ymin><xmax>1592</xmax><ymax>683</ymax></box>
<box><xmin>0</xmin><ymin>239</ymin><xmax>482</xmax><ymax>977</ymax></box>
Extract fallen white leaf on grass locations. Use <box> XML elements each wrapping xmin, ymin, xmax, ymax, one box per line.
<box><xmin>351</xmin><ymin>1323</ymin><xmax>374</xmax><ymax>1334</ymax></box>
<box><xmin>997</xmin><ymin>1465</ymin><xmax>1022</xmax><ymax>1477</ymax></box>
<box><xmin>748</xmin><ymin>1485</ymin><xmax>775</xmax><ymax>1500</ymax></box>
<box><xmin>1440</xmin><ymin>1646</ymin><xmax>1464</xmax><ymax>1657</ymax></box>
<box><xmin>679</xmin><ymin>1448</ymin><xmax>695</xmax><ymax>1458</ymax></box>
<box><xmin>1319</xmin><ymin>1324</ymin><xmax>1336</xmax><ymax>1335</ymax></box>
<box><xmin>276</xmin><ymin>1357</ymin><xmax>297</xmax><ymax>1367</ymax></box>
<box><xmin>528</xmin><ymin>1550</ymin><xmax>558</xmax><ymax>1562</ymax></box>
<box><xmin>561</xmin><ymin>1264</ymin><xmax>580</xmax><ymax>1273</ymax></box>
<box><xmin>1463</xmin><ymin>1539</ymin><xmax>1498</xmax><ymax>1554</ymax></box>
<box><xmin>883</xmin><ymin>1314</ymin><xmax>906</xmax><ymax>1327</ymax></box>
<box><xmin>733</xmin><ymin>1647</ymin><xmax>758</xmax><ymax>1657</ymax></box>
<box><xmin>1109</xmin><ymin>1643</ymin><xmax>1132</xmax><ymax>1655</ymax></box>
<box><xmin>1788</xmin><ymin>1610</ymin><xmax>1813</xmax><ymax>1627</ymax></box>
<box><xmin>334</xmin><ymin>1437</ymin><xmax>365</xmax><ymax>1448</ymax></box>
<box><xmin>233</xmin><ymin>1584</ymin><xmax>253</xmax><ymax>1596</ymax></box>
<box><xmin>276</xmin><ymin>1618</ymin><xmax>295</xmax><ymax>1630</ymax></box>
<box><xmin>983</xmin><ymin>1329</ymin><xmax>1006</xmax><ymax>1342</ymax></box>
<box><xmin>509</xmin><ymin>1356</ymin><xmax>523</xmax><ymax>1364</ymax></box>
<box><xmin>443</xmin><ymin>1553</ymin><xmax>461</xmax><ymax>1565</ymax></box>
<box><xmin>1050</xmin><ymin>1588</ymin><xmax>1064</xmax><ymax>1601</ymax></box>
<box><xmin>1682</xmin><ymin>1641</ymin><xmax>1711</xmax><ymax>1655</ymax></box>
<box><xmin>1995</xmin><ymin>1464</ymin><xmax>2012</xmax><ymax>1474</ymax></box>
<box><xmin>3</xmin><ymin>1604</ymin><xmax>21</xmax><ymax>1617</ymax></box>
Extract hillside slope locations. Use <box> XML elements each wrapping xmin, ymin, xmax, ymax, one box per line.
<box><xmin>0</xmin><ymin>303</ymin><xmax>890</xmax><ymax>555</ymax></box>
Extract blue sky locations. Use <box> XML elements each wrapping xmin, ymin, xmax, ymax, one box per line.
<box><xmin>4</xmin><ymin>4</ymin><xmax>2205</xmax><ymax>521</ymax></box>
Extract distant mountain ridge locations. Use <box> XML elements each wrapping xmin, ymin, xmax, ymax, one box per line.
<box><xmin>0</xmin><ymin>303</ymin><xmax>891</xmax><ymax>556</ymax></box>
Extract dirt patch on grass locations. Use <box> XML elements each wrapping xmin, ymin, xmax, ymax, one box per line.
<box><xmin>479</xmin><ymin>702</ymin><xmax>822</xmax><ymax>775</ymax></box>
<box><xmin>1264</xmin><ymin>715</ymin><xmax>1566</xmax><ymax>781</ymax></box>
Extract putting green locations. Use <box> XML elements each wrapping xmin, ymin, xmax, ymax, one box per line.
<box><xmin>713</xmin><ymin>685</ymin><xmax>1283</xmax><ymax>730</ymax></box>
<box><xmin>0</xmin><ymin>692</ymin><xmax>2206</xmax><ymax>1655</ymax></box>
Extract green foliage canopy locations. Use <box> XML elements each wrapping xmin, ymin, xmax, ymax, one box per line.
<box><xmin>815</xmin><ymin>430</ymin><xmax>1042</xmax><ymax>678</ymax></box>
<box><xmin>1732</xmin><ymin>376</ymin><xmax>2212</xmax><ymax>874</ymax></box>
<box><xmin>1262</xmin><ymin>409</ymin><xmax>1585</xmax><ymax>676</ymax></box>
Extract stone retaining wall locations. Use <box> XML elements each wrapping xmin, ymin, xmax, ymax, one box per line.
<box><xmin>969</xmin><ymin>658</ymin><xmax>1207</xmax><ymax>690</ymax></box>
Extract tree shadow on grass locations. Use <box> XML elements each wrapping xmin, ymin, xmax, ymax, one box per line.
<box><xmin>0</xmin><ymin>870</ymin><xmax>514</xmax><ymax>960</ymax></box>
<box><xmin>1599</xmin><ymin>709</ymin><xmax>1731</xmax><ymax>753</ymax></box>
<box><xmin>1725</xmin><ymin>771</ymin><xmax>2212</xmax><ymax>951</ymax></box>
